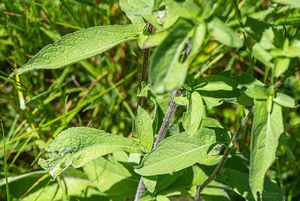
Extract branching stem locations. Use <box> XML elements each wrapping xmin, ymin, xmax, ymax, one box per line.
<box><xmin>194</xmin><ymin>108</ymin><xmax>253</xmax><ymax>201</ymax></box>
<box><xmin>134</xmin><ymin>89</ymin><xmax>182</xmax><ymax>201</ymax></box>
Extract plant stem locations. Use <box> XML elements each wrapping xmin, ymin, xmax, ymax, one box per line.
<box><xmin>139</xmin><ymin>24</ymin><xmax>154</xmax><ymax>107</ymax></box>
<box><xmin>134</xmin><ymin>89</ymin><xmax>182</xmax><ymax>201</ymax></box>
<box><xmin>153</xmin><ymin>90</ymin><xmax>182</xmax><ymax>148</ymax></box>
<box><xmin>194</xmin><ymin>108</ymin><xmax>253</xmax><ymax>201</ymax></box>
<box><xmin>134</xmin><ymin>178</ymin><xmax>146</xmax><ymax>201</ymax></box>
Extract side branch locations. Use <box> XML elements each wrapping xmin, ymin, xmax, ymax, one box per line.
<box><xmin>194</xmin><ymin>108</ymin><xmax>253</xmax><ymax>201</ymax></box>
<box><xmin>134</xmin><ymin>89</ymin><xmax>182</xmax><ymax>201</ymax></box>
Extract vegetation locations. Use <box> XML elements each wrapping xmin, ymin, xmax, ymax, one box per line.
<box><xmin>1</xmin><ymin>0</ymin><xmax>299</xmax><ymax>200</ymax></box>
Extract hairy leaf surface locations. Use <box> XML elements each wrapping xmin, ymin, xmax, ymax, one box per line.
<box><xmin>245</xmin><ymin>85</ymin><xmax>269</xmax><ymax>99</ymax></box>
<box><xmin>183</xmin><ymin>91</ymin><xmax>204</xmax><ymax>134</ymax></box>
<box><xmin>194</xmin><ymin>75</ymin><xmax>238</xmax><ymax>91</ymax></box>
<box><xmin>135</xmin><ymin>118</ymin><xmax>229</xmax><ymax>176</ymax></box>
<box><xmin>135</xmin><ymin>106</ymin><xmax>154</xmax><ymax>152</ymax></box>
<box><xmin>250</xmin><ymin>101</ymin><xmax>283</xmax><ymax>199</ymax></box>
<box><xmin>17</xmin><ymin>24</ymin><xmax>142</xmax><ymax>74</ymax></box>
<box><xmin>39</xmin><ymin>127</ymin><xmax>142</xmax><ymax>178</ymax></box>
<box><xmin>119</xmin><ymin>0</ymin><xmax>154</xmax><ymax>15</ymax></box>
<box><xmin>149</xmin><ymin>20</ymin><xmax>193</xmax><ymax>93</ymax></box>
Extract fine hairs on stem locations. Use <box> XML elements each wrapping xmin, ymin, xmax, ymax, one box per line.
<box><xmin>134</xmin><ymin>22</ymin><xmax>187</xmax><ymax>201</ymax></box>
<box><xmin>134</xmin><ymin>89</ymin><xmax>182</xmax><ymax>201</ymax></box>
<box><xmin>194</xmin><ymin>108</ymin><xmax>253</xmax><ymax>201</ymax></box>
<box><xmin>138</xmin><ymin>24</ymin><xmax>154</xmax><ymax>107</ymax></box>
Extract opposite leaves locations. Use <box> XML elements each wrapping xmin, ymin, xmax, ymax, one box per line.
<box><xmin>38</xmin><ymin>127</ymin><xmax>142</xmax><ymax>178</ymax></box>
<box><xmin>17</xmin><ymin>24</ymin><xmax>143</xmax><ymax>74</ymax></box>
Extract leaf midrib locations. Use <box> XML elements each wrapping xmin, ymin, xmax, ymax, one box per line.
<box><xmin>141</xmin><ymin>143</ymin><xmax>211</xmax><ymax>169</ymax></box>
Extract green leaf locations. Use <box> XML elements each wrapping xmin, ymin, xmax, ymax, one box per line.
<box><xmin>142</xmin><ymin>176</ymin><xmax>157</xmax><ymax>193</ymax></box>
<box><xmin>237</xmin><ymin>92</ymin><xmax>254</xmax><ymax>106</ymax></box>
<box><xmin>142</xmin><ymin>30</ymin><xmax>169</xmax><ymax>49</ymax></box>
<box><xmin>141</xmin><ymin>173</ymin><xmax>183</xmax><ymax>194</ymax></box>
<box><xmin>152</xmin><ymin>95</ymin><xmax>172</xmax><ymax>134</ymax></box>
<box><xmin>119</xmin><ymin>0</ymin><xmax>154</xmax><ymax>15</ymax></box>
<box><xmin>221</xmin><ymin>168</ymin><xmax>255</xmax><ymax>200</ymax></box>
<box><xmin>126</xmin><ymin>15</ymin><xmax>146</xmax><ymax>28</ymax></box>
<box><xmin>155</xmin><ymin>172</ymin><xmax>183</xmax><ymax>193</ymax></box>
<box><xmin>252</xmin><ymin>43</ymin><xmax>274</xmax><ymax>68</ymax></box>
<box><xmin>202</xmin><ymin>96</ymin><xmax>223</xmax><ymax>108</ymax></box>
<box><xmin>200</xmin><ymin>181</ymin><xmax>231</xmax><ymax>201</ymax></box>
<box><xmin>244</xmin><ymin>17</ymin><xmax>270</xmax><ymax>42</ymax></box>
<box><xmin>219</xmin><ymin>167</ymin><xmax>284</xmax><ymax>201</ymax></box>
<box><xmin>273</xmin><ymin>92</ymin><xmax>296</xmax><ymax>108</ymax></box>
<box><xmin>169</xmin><ymin>165</ymin><xmax>210</xmax><ymax>188</ymax></box>
<box><xmin>208</xmin><ymin>17</ymin><xmax>243</xmax><ymax>48</ymax></box>
<box><xmin>17</xmin><ymin>24</ymin><xmax>143</xmax><ymax>74</ymax></box>
<box><xmin>250</xmin><ymin>101</ymin><xmax>284</xmax><ymax>199</ymax></box>
<box><xmin>273</xmin><ymin>0</ymin><xmax>300</xmax><ymax>8</ymax></box>
<box><xmin>38</xmin><ymin>127</ymin><xmax>142</xmax><ymax>178</ymax></box>
<box><xmin>193</xmin><ymin>75</ymin><xmax>240</xmax><ymax>100</ymax></box>
<box><xmin>134</xmin><ymin>118</ymin><xmax>229</xmax><ymax>176</ymax></box>
<box><xmin>149</xmin><ymin>20</ymin><xmax>193</xmax><ymax>93</ymax></box>
<box><xmin>175</xmin><ymin>96</ymin><xmax>189</xmax><ymax>106</ymax></box>
<box><xmin>189</xmin><ymin>21</ymin><xmax>206</xmax><ymax>58</ymax></box>
<box><xmin>183</xmin><ymin>92</ymin><xmax>204</xmax><ymax>135</ymax></box>
<box><xmin>260</xmin><ymin>27</ymin><xmax>284</xmax><ymax>50</ymax></box>
<box><xmin>135</xmin><ymin>106</ymin><xmax>154</xmax><ymax>152</ymax></box>
<box><xmin>156</xmin><ymin>195</ymin><xmax>171</xmax><ymax>201</ymax></box>
<box><xmin>236</xmin><ymin>73</ymin><xmax>265</xmax><ymax>89</ymax></box>
<box><xmin>194</xmin><ymin>75</ymin><xmax>238</xmax><ymax>91</ymax></box>
<box><xmin>163</xmin><ymin>0</ymin><xmax>200</xmax><ymax>24</ymax></box>
<box><xmin>83</xmin><ymin>157</ymin><xmax>138</xmax><ymax>197</ymax></box>
<box><xmin>273</xmin><ymin>57</ymin><xmax>290</xmax><ymax>77</ymax></box>
<box><xmin>244</xmin><ymin>85</ymin><xmax>269</xmax><ymax>99</ymax></box>
<box><xmin>285</xmin><ymin>46</ymin><xmax>300</xmax><ymax>57</ymax></box>
<box><xmin>140</xmin><ymin>194</ymin><xmax>156</xmax><ymax>201</ymax></box>
<box><xmin>143</xmin><ymin>0</ymin><xmax>200</xmax><ymax>30</ymax></box>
